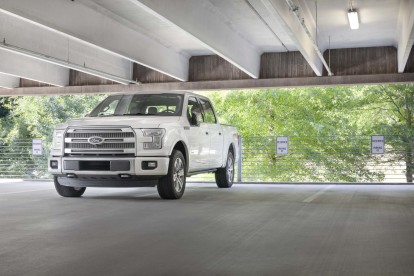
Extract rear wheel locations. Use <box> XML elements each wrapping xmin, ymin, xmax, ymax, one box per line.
<box><xmin>157</xmin><ymin>150</ymin><xmax>186</xmax><ymax>199</ymax></box>
<box><xmin>54</xmin><ymin>176</ymin><xmax>86</xmax><ymax>197</ymax></box>
<box><xmin>215</xmin><ymin>149</ymin><xmax>234</xmax><ymax>188</ymax></box>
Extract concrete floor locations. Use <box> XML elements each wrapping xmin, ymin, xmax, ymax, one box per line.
<box><xmin>1</xmin><ymin>180</ymin><xmax>414</xmax><ymax>276</ymax></box>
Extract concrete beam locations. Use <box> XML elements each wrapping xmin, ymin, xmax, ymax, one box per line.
<box><xmin>0</xmin><ymin>49</ymin><xmax>69</xmax><ymax>87</ymax></box>
<box><xmin>1</xmin><ymin>73</ymin><xmax>413</xmax><ymax>96</ymax></box>
<box><xmin>0</xmin><ymin>11</ymin><xmax>134</xmax><ymax>84</ymax></box>
<box><xmin>397</xmin><ymin>0</ymin><xmax>414</xmax><ymax>72</ymax></box>
<box><xmin>248</xmin><ymin>0</ymin><xmax>323</xmax><ymax>76</ymax></box>
<box><xmin>133</xmin><ymin>0</ymin><xmax>260</xmax><ymax>79</ymax></box>
<box><xmin>0</xmin><ymin>0</ymin><xmax>188</xmax><ymax>81</ymax></box>
<box><xmin>0</xmin><ymin>73</ymin><xmax>19</xmax><ymax>89</ymax></box>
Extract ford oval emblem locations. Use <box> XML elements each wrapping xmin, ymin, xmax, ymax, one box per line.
<box><xmin>88</xmin><ymin>136</ymin><xmax>105</xmax><ymax>145</ymax></box>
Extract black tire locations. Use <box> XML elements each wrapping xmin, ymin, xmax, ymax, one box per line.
<box><xmin>215</xmin><ymin>149</ymin><xmax>235</xmax><ymax>188</ymax></box>
<box><xmin>157</xmin><ymin>150</ymin><xmax>186</xmax><ymax>199</ymax></box>
<box><xmin>54</xmin><ymin>176</ymin><xmax>86</xmax><ymax>197</ymax></box>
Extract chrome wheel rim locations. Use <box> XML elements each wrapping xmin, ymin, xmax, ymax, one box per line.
<box><xmin>173</xmin><ymin>158</ymin><xmax>185</xmax><ymax>192</ymax></box>
<box><xmin>226</xmin><ymin>154</ymin><xmax>234</xmax><ymax>183</ymax></box>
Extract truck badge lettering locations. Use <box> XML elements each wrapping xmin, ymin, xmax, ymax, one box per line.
<box><xmin>88</xmin><ymin>136</ymin><xmax>105</xmax><ymax>145</ymax></box>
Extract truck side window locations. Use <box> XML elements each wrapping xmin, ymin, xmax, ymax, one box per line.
<box><xmin>199</xmin><ymin>99</ymin><xmax>217</xmax><ymax>124</ymax></box>
<box><xmin>187</xmin><ymin>97</ymin><xmax>204</xmax><ymax>125</ymax></box>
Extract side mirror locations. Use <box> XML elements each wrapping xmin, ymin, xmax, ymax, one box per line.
<box><xmin>191</xmin><ymin>112</ymin><xmax>200</xmax><ymax>127</ymax></box>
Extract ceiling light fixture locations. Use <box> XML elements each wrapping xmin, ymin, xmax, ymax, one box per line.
<box><xmin>347</xmin><ymin>1</ymin><xmax>359</xmax><ymax>30</ymax></box>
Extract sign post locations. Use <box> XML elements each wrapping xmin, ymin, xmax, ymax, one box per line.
<box><xmin>371</xmin><ymin>135</ymin><xmax>385</xmax><ymax>154</ymax></box>
<box><xmin>276</xmin><ymin>136</ymin><xmax>289</xmax><ymax>155</ymax></box>
<box><xmin>32</xmin><ymin>139</ymin><xmax>43</xmax><ymax>156</ymax></box>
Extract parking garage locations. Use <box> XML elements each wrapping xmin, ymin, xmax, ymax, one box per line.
<box><xmin>1</xmin><ymin>0</ymin><xmax>414</xmax><ymax>275</ymax></box>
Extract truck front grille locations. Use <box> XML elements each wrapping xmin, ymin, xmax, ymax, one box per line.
<box><xmin>64</xmin><ymin>127</ymin><xmax>135</xmax><ymax>156</ymax></box>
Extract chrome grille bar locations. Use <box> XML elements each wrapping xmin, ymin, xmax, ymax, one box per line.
<box><xmin>66</xmin><ymin>132</ymin><xmax>134</xmax><ymax>138</ymax></box>
<box><xmin>66</xmin><ymin>143</ymin><xmax>135</xmax><ymax>149</ymax></box>
<box><xmin>64</xmin><ymin>127</ymin><xmax>136</xmax><ymax>156</ymax></box>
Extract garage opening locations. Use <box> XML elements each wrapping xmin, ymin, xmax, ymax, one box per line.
<box><xmin>0</xmin><ymin>84</ymin><xmax>412</xmax><ymax>184</ymax></box>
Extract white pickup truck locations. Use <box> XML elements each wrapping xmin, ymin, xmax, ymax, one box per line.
<box><xmin>48</xmin><ymin>91</ymin><xmax>239</xmax><ymax>199</ymax></box>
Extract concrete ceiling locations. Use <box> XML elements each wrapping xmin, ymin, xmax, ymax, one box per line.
<box><xmin>314</xmin><ymin>0</ymin><xmax>402</xmax><ymax>50</ymax></box>
<box><xmin>0</xmin><ymin>0</ymin><xmax>413</xmax><ymax>95</ymax></box>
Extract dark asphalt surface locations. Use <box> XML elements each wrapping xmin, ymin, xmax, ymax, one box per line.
<box><xmin>1</xmin><ymin>180</ymin><xmax>414</xmax><ymax>275</ymax></box>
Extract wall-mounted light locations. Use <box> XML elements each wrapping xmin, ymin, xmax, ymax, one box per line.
<box><xmin>347</xmin><ymin>9</ymin><xmax>359</xmax><ymax>30</ymax></box>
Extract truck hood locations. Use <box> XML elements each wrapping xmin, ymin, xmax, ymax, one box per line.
<box><xmin>57</xmin><ymin>116</ymin><xmax>181</xmax><ymax>129</ymax></box>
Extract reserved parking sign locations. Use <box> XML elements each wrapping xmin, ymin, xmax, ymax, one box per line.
<box><xmin>371</xmin><ymin>135</ymin><xmax>384</xmax><ymax>154</ymax></box>
<box><xmin>32</xmin><ymin>139</ymin><xmax>43</xmax><ymax>156</ymax></box>
<box><xmin>276</xmin><ymin>136</ymin><xmax>289</xmax><ymax>155</ymax></box>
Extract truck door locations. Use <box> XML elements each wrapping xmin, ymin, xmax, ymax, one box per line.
<box><xmin>199</xmin><ymin>98</ymin><xmax>223</xmax><ymax>168</ymax></box>
<box><xmin>186</xmin><ymin>96</ymin><xmax>211</xmax><ymax>172</ymax></box>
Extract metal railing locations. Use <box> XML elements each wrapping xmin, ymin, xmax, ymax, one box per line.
<box><xmin>0</xmin><ymin>136</ymin><xmax>412</xmax><ymax>183</ymax></box>
<box><xmin>239</xmin><ymin>135</ymin><xmax>412</xmax><ymax>183</ymax></box>
<box><xmin>0</xmin><ymin>139</ymin><xmax>49</xmax><ymax>179</ymax></box>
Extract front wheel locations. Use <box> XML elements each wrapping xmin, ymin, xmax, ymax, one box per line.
<box><xmin>54</xmin><ymin>176</ymin><xmax>86</xmax><ymax>197</ymax></box>
<box><xmin>215</xmin><ymin>150</ymin><xmax>234</xmax><ymax>188</ymax></box>
<box><xmin>157</xmin><ymin>150</ymin><xmax>186</xmax><ymax>199</ymax></box>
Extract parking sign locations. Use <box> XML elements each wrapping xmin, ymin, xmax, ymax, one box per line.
<box><xmin>32</xmin><ymin>139</ymin><xmax>43</xmax><ymax>156</ymax></box>
<box><xmin>276</xmin><ymin>136</ymin><xmax>289</xmax><ymax>155</ymax></box>
<box><xmin>371</xmin><ymin>135</ymin><xmax>384</xmax><ymax>154</ymax></box>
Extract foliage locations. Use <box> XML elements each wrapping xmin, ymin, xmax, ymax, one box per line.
<box><xmin>361</xmin><ymin>85</ymin><xmax>414</xmax><ymax>182</ymax></box>
<box><xmin>0</xmin><ymin>94</ymin><xmax>106</xmax><ymax>178</ymax></box>
<box><xmin>208</xmin><ymin>85</ymin><xmax>414</xmax><ymax>182</ymax></box>
<box><xmin>0</xmin><ymin>97</ymin><xmax>13</xmax><ymax>118</ymax></box>
<box><xmin>0</xmin><ymin>94</ymin><xmax>106</xmax><ymax>142</ymax></box>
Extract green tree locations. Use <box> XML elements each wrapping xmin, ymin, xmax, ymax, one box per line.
<box><xmin>0</xmin><ymin>97</ymin><xmax>12</xmax><ymax>118</ymax></box>
<box><xmin>1</xmin><ymin>94</ymin><xmax>106</xmax><ymax>141</ymax></box>
<box><xmin>208</xmin><ymin>86</ymin><xmax>391</xmax><ymax>182</ymax></box>
<box><xmin>0</xmin><ymin>94</ymin><xmax>105</xmax><ymax>178</ymax></box>
<box><xmin>362</xmin><ymin>85</ymin><xmax>414</xmax><ymax>182</ymax></box>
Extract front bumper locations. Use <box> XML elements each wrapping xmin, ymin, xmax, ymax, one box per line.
<box><xmin>49</xmin><ymin>156</ymin><xmax>169</xmax><ymax>176</ymax></box>
<box><xmin>48</xmin><ymin>156</ymin><xmax>169</xmax><ymax>187</ymax></box>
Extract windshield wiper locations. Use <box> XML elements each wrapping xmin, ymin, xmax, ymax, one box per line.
<box><xmin>123</xmin><ymin>112</ymin><xmax>150</xmax><ymax>116</ymax></box>
<box><xmin>95</xmin><ymin>114</ymin><xmax>125</xmax><ymax>117</ymax></box>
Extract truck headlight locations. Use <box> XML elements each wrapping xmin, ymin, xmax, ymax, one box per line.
<box><xmin>142</xmin><ymin>129</ymin><xmax>165</xmax><ymax>149</ymax></box>
<box><xmin>52</xmin><ymin>129</ymin><xmax>64</xmax><ymax>154</ymax></box>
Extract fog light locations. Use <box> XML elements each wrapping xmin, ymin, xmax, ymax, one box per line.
<box><xmin>142</xmin><ymin>161</ymin><xmax>158</xmax><ymax>170</ymax></box>
<box><xmin>50</xmin><ymin>160</ymin><xmax>58</xmax><ymax>169</ymax></box>
<box><xmin>148</xmin><ymin>162</ymin><xmax>157</xmax><ymax>168</ymax></box>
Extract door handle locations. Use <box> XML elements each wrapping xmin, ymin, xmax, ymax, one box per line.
<box><xmin>205</xmin><ymin>132</ymin><xmax>209</xmax><ymax>135</ymax></box>
<box><xmin>219</xmin><ymin>132</ymin><xmax>222</xmax><ymax>135</ymax></box>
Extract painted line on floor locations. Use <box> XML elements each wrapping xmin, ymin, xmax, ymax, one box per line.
<box><xmin>0</xmin><ymin>188</ymin><xmax>54</xmax><ymax>195</ymax></box>
<box><xmin>302</xmin><ymin>185</ymin><xmax>335</xmax><ymax>203</ymax></box>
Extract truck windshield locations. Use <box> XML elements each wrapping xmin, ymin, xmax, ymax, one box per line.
<box><xmin>89</xmin><ymin>94</ymin><xmax>184</xmax><ymax>117</ymax></box>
